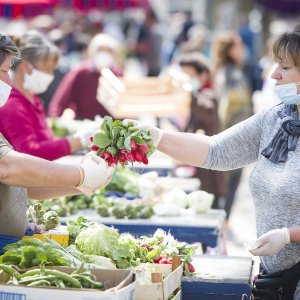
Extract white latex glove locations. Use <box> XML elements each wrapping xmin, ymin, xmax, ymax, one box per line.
<box><xmin>123</xmin><ymin>119</ymin><xmax>163</xmax><ymax>147</ymax></box>
<box><xmin>77</xmin><ymin>155</ymin><xmax>114</xmax><ymax>194</ymax></box>
<box><xmin>74</xmin><ymin>126</ymin><xmax>99</xmax><ymax>148</ymax></box>
<box><xmin>249</xmin><ymin>228</ymin><xmax>290</xmax><ymax>256</ymax></box>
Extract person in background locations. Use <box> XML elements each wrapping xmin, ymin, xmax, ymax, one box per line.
<box><xmin>48</xmin><ymin>33</ymin><xmax>123</xmax><ymax>120</ymax></box>
<box><xmin>38</xmin><ymin>29</ymin><xmax>70</xmax><ymax>114</ymax></box>
<box><xmin>178</xmin><ymin>53</ymin><xmax>227</xmax><ymax>206</ymax></box>
<box><xmin>130</xmin><ymin>9</ymin><xmax>163</xmax><ymax>77</ymax></box>
<box><xmin>0</xmin><ymin>33</ymin><xmax>114</xmax><ymax>237</ymax></box>
<box><xmin>0</xmin><ymin>31</ymin><xmax>94</xmax><ymax>161</ymax></box>
<box><xmin>212</xmin><ymin>32</ymin><xmax>253</xmax><ymax>221</ymax></box>
<box><xmin>130</xmin><ymin>29</ymin><xmax>300</xmax><ymax>298</ymax></box>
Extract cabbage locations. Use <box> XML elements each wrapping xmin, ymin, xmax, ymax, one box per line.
<box><xmin>187</xmin><ymin>190</ymin><xmax>214</xmax><ymax>213</ymax></box>
<box><xmin>82</xmin><ymin>255</ymin><xmax>117</xmax><ymax>269</ymax></box>
<box><xmin>76</xmin><ymin>224</ymin><xmax>124</xmax><ymax>260</ymax></box>
<box><xmin>161</xmin><ymin>188</ymin><xmax>188</xmax><ymax>208</ymax></box>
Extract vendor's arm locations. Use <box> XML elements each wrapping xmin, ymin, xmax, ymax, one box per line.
<box><xmin>158</xmin><ymin>110</ymin><xmax>265</xmax><ymax>170</ymax></box>
<box><xmin>27</xmin><ymin>186</ymin><xmax>79</xmax><ymax>200</ymax></box>
<box><xmin>0</xmin><ymin>148</ymin><xmax>81</xmax><ymax>188</ymax></box>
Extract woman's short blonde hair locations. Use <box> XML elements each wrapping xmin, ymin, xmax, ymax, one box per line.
<box><xmin>272</xmin><ymin>30</ymin><xmax>300</xmax><ymax>70</ymax></box>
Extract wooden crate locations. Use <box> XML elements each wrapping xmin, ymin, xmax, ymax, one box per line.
<box><xmin>135</xmin><ymin>256</ymin><xmax>183</xmax><ymax>300</ymax></box>
<box><xmin>97</xmin><ymin>68</ymin><xmax>191</xmax><ymax>118</ymax></box>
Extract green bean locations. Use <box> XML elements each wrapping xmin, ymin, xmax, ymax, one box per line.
<box><xmin>71</xmin><ymin>263</ymin><xmax>85</xmax><ymax>275</ymax></box>
<box><xmin>19</xmin><ymin>275</ymin><xmax>57</xmax><ymax>285</ymax></box>
<box><xmin>27</xmin><ymin>280</ymin><xmax>51</xmax><ymax>287</ymax></box>
<box><xmin>53</xmin><ymin>279</ymin><xmax>65</xmax><ymax>288</ymax></box>
<box><xmin>72</xmin><ymin>274</ymin><xmax>103</xmax><ymax>289</ymax></box>
<box><xmin>44</xmin><ymin>270</ymin><xmax>81</xmax><ymax>288</ymax></box>
<box><xmin>0</xmin><ymin>264</ymin><xmax>20</xmax><ymax>277</ymax></box>
<box><xmin>19</xmin><ymin>269</ymin><xmax>41</xmax><ymax>278</ymax></box>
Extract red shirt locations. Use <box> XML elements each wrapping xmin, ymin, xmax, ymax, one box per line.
<box><xmin>48</xmin><ymin>61</ymin><xmax>122</xmax><ymax>120</ymax></box>
<box><xmin>0</xmin><ymin>87</ymin><xmax>71</xmax><ymax>160</ymax></box>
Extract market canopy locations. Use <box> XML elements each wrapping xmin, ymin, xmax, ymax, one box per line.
<box><xmin>57</xmin><ymin>0</ymin><xmax>149</xmax><ymax>11</ymax></box>
<box><xmin>0</xmin><ymin>0</ymin><xmax>149</xmax><ymax>18</ymax></box>
<box><xmin>0</xmin><ymin>0</ymin><xmax>55</xmax><ymax>18</ymax></box>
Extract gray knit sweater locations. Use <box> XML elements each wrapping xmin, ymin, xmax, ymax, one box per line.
<box><xmin>204</xmin><ymin>104</ymin><xmax>300</xmax><ymax>298</ymax></box>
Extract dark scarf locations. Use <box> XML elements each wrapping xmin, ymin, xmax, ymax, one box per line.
<box><xmin>261</xmin><ymin>104</ymin><xmax>300</xmax><ymax>163</ymax></box>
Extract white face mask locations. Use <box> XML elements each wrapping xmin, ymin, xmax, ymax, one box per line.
<box><xmin>93</xmin><ymin>52</ymin><xmax>114</xmax><ymax>70</ymax></box>
<box><xmin>23</xmin><ymin>68</ymin><xmax>54</xmax><ymax>94</ymax></box>
<box><xmin>0</xmin><ymin>79</ymin><xmax>12</xmax><ymax>108</ymax></box>
<box><xmin>274</xmin><ymin>81</ymin><xmax>300</xmax><ymax>105</ymax></box>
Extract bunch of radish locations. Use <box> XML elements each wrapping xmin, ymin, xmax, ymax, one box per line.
<box><xmin>90</xmin><ymin>116</ymin><xmax>155</xmax><ymax>166</ymax></box>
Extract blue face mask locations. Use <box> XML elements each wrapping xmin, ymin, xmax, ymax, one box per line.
<box><xmin>274</xmin><ymin>81</ymin><xmax>300</xmax><ymax>105</ymax></box>
<box><xmin>190</xmin><ymin>78</ymin><xmax>202</xmax><ymax>92</ymax></box>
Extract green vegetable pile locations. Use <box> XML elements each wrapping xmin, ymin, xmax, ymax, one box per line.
<box><xmin>0</xmin><ymin>238</ymin><xmax>81</xmax><ymax>269</ymax></box>
<box><xmin>27</xmin><ymin>203</ymin><xmax>60</xmax><ymax>232</ymax></box>
<box><xmin>67</xmin><ymin>217</ymin><xmax>197</xmax><ymax>272</ymax></box>
<box><xmin>98</xmin><ymin>202</ymin><xmax>154</xmax><ymax>219</ymax></box>
<box><xmin>0</xmin><ymin>264</ymin><xmax>104</xmax><ymax>290</ymax></box>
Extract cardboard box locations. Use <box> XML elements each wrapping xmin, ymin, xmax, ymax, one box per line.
<box><xmin>0</xmin><ymin>266</ymin><xmax>135</xmax><ymax>300</ymax></box>
<box><xmin>135</xmin><ymin>262</ymin><xmax>183</xmax><ymax>300</ymax></box>
<box><xmin>23</xmin><ymin>226</ymin><xmax>69</xmax><ymax>246</ymax></box>
<box><xmin>173</xmin><ymin>288</ymin><xmax>182</xmax><ymax>300</ymax></box>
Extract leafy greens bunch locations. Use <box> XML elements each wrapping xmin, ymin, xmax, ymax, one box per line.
<box><xmin>90</xmin><ymin>116</ymin><xmax>155</xmax><ymax>166</ymax></box>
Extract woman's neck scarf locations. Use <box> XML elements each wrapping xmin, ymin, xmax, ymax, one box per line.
<box><xmin>261</xmin><ymin>104</ymin><xmax>300</xmax><ymax>163</ymax></box>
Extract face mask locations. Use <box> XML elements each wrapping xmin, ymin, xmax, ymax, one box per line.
<box><xmin>190</xmin><ymin>78</ymin><xmax>202</xmax><ymax>92</ymax></box>
<box><xmin>23</xmin><ymin>68</ymin><xmax>54</xmax><ymax>94</ymax></box>
<box><xmin>274</xmin><ymin>82</ymin><xmax>300</xmax><ymax>105</ymax></box>
<box><xmin>0</xmin><ymin>79</ymin><xmax>12</xmax><ymax>107</ymax></box>
<box><xmin>93</xmin><ymin>52</ymin><xmax>114</xmax><ymax>70</ymax></box>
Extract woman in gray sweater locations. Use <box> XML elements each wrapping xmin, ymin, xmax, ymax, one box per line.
<box><xmin>131</xmin><ymin>29</ymin><xmax>300</xmax><ymax>298</ymax></box>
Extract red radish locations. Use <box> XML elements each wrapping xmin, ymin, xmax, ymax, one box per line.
<box><xmin>90</xmin><ymin>136</ymin><xmax>94</xmax><ymax>142</ymax></box>
<box><xmin>138</xmin><ymin>143</ymin><xmax>148</xmax><ymax>153</ymax></box>
<box><xmin>159</xmin><ymin>258</ymin><xmax>171</xmax><ymax>264</ymax></box>
<box><xmin>141</xmin><ymin>155</ymin><xmax>148</xmax><ymax>165</ymax></box>
<box><xmin>109</xmin><ymin>157</ymin><xmax>118</xmax><ymax>165</ymax></box>
<box><xmin>133</xmin><ymin>151</ymin><xmax>143</xmax><ymax>162</ymax></box>
<box><xmin>91</xmin><ymin>145</ymin><xmax>99</xmax><ymax>151</ymax></box>
<box><xmin>118</xmin><ymin>153</ymin><xmax>127</xmax><ymax>163</ymax></box>
<box><xmin>187</xmin><ymin>262</ymin><xmax>195</xmax><ymax>273</ymax></box>
<box><xmin>154</xmin><ymin>256</ymin><xmax>163</xmax><ymax>263</ymax></box>
<box><xmin>166</xmin><ymin>258</ymin><xmax>172</xmax><ymax>264</ymax></box>
<box><xmin>126</xmin><ymin>152</ymin><xmax>135</xmax><ymax>162</ymax></box>
<box><xmin>101</xmin><ymin>151</ymin><xmax>111</xmax><ymax>160</ymax></box>
<box><xmin>130</xmin><ymin>140</ymin><xmax>137</xmax><ymax>151</ymax></box>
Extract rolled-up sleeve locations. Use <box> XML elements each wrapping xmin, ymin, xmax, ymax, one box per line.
<box><xmin>203</xmin><ymin>110</ymin><xmax>265</xmax><ymax>171</ymax></box>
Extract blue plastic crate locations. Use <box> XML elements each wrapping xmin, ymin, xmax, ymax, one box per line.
<box><xmin>0</xmin><ymin>235</ymin><xmax>20</xmax><ymax>254</ymax></box>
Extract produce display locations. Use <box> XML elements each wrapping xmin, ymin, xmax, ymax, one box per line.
<box><xmin>90</xmin><ymin>116</ymin><xmax>155</xmax><ymax>166</ymax></box>
<box><xmin>0</xmin><ymin>264</ymin><xmax>104</xmax><ymax>290</ymax></box>
<box><xmin>67</xmin><ymin>217</ymin><xmax>197</xmax><ymax>273</ymax></box>
<box><xmin>0</xmin><ymin>217</ymin><xmax>197</xmax><ymax>276</ymax></box>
